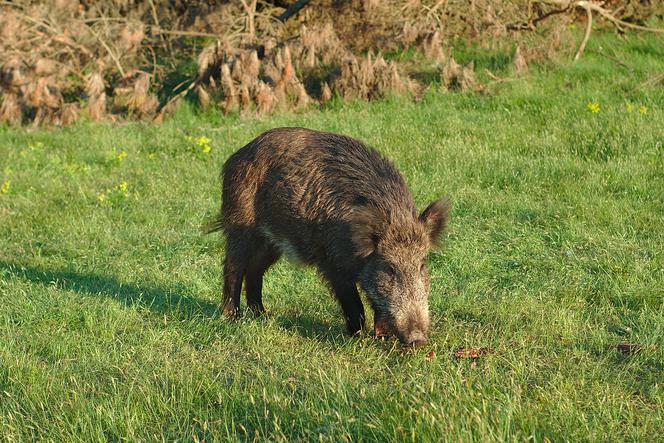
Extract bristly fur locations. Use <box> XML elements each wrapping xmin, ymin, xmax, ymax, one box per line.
<box><xmin>209</xmin><ymin>127</ymin><xmax>450</xmax><ymax>347</ymax></box>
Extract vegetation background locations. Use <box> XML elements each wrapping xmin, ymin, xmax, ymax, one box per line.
<box><xmin>1</xmin><ymin>0</ymin><xmax>663</xmax><ymax>125</ymax></box>
<box><xmin>1</xmin><ymin>0</ymin><xmax>663</xmax><ymax>441</ymax></box>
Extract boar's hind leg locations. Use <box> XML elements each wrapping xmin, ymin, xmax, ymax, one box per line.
<box><xmin>326</xmin><ymin>272</ymin><xmax>365</xmax><ymax>335</ymax></box>
<box><xmin>222</xmin><ymin>230</ymin><xmax>250</xmax><ymax>317</ymax></box>
<box><xmin>245</xmin><ymin>240</ymin><xmax>281</xmax><ymax>316</ymax></box>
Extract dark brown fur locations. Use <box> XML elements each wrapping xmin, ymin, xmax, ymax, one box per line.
<box><xmin>208</xmin><ymin>127</ymin><xmax>449</xmax><ymax>347</ymax></box>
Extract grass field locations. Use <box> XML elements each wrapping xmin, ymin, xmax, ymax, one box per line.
<box><xmin>1</xmin><ymin>34</ymin><xmax>663</xmax><ymax>441</ymax></box>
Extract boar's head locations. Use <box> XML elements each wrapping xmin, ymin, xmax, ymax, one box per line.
<box><xmin>353</xmin><ymin>198</ymin><xmax>450</xmax><ymax>348</ymax></box>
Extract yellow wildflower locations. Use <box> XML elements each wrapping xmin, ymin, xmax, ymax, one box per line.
<box><xmin>148</xmin><ymin>153</ymin><xmax>156</xmax><ymax>160</ymax></box>
<box><xmin>97</xmin><ymin>192</ymin><xmax>106</xmax><ymax>203</ymax></box>
<box><xmin>587</xmin><ymin>102</ymin><xmax>600</xmax><ymax>113</ymax></box>
<box><xmin>116</xmin><ymin>150</ymin><xmax>127</xmax><ymax>161</ymax></box>
<box><xmin>1</xmin><ymin>180</ymin><xmax>10</xmax><ymax>194</ymax></box>
<box><xmin>186</xmin><ymin>134</ymin><xmax>212</xmax><ymax>154</ymax></box>
<box><xmin>118</xmin><ymin>181</ymin><xmax>128</xmax><ymax>193</ymax></box>
<box><xmin>639</xmin><ymin>105</ymin><xmax>647</xmax><ymax>114</ymax></box>
<box><xmin>626</xmin><ymin>103</ymin><xmax>634</xmax><ymax>113</ymax></box>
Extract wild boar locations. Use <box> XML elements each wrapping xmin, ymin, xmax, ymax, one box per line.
<box><xmin>207</xmin><ymin>127</ymin><xmax>449</xmax><ymax>347</ymax></box>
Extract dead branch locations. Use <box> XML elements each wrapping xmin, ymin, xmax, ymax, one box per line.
<box><xmin>506</xmin><ymin>1</ymin><xmax>664</xmax><ymax>61</ymax></box>
<box><xmin>534</xmin><ymin>1</ymin><xmax>664</xmax><ymax>33</ymax></box>
<box><xmin>240</xmin><ymin>0</ymin><xmax>258</xmax><ymax>40</ymax></box>
<box><xmin>87</xmin><ymin>26</ymin><xmax>125</xmax><ymax>77</ymax></box>
<box><xmin>147</xmin><ymin>0</ymin><xmax>161</xmax><ymax>39</ymax></box>
<box><xmin>506</xmin><ymin>4</ymin><xmax>572</xmax><ymax>31</ymax></box>
<box><xmin>574</xmin><ymin>4</ymin><xmax>592</xmax><ymax>61</ymax></box>
<box><xmin>16</xmin><ymin>13</ymin><xmax>94</xmax><ymax>58</ymax></box>
<box><xmin>150</xmin><ymin>27</ymin><xmax>223</xmax><ymax>39</ymax></box>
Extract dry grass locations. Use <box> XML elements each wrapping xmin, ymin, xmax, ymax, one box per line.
<box><xmin>0</xmin><ymin>0</ymin><xmax>661</xmax><ymax>125</ymax></box>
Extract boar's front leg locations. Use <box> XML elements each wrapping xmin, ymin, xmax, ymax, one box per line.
<box><xmin>324</xmin><ymin>270</ymin><xmax>366</xmax><ymax>335</ymax></box>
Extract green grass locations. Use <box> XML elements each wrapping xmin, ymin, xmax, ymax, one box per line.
<box><xmin>1</xmin><ymin>33</ymin><xmax>663</xmax><ymax>442</ymax></box>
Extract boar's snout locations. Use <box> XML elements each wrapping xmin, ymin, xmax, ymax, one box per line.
<box><xmin>395</xmin><ymin>305</ymin><xmax>430</xmax><ymax>348</ymax></box>
<box><xmin>404</xmin><ymin>330</ymin><xmax>427</xmax><ymax>348</ymax></box>
<box><xmin>375</xmin><ymin>312</ymin><xmax>429</xmax><ymax>348</ymax></box>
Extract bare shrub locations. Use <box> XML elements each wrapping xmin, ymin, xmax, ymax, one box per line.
<box><xmin>0</xmin><ymin>93</ymin><xmax>21</xmax><ymax>125</ymax></box>
<box><xmin>513</xmin><ymin>46</ymin><xmax>528</xmax><ymax>76</ymax></box>
<box><xmin>332</xmin><ymin>52</ymin><xmax>413</xmax><ymax>101</ymax></box>
<box><xmin>254</xmin><ymin>80</ymin><xmax>275</xmax><ymax>114</ymax></box>
<box><xmin>421</xmin><ymin>31</ymin><xmax>447</xmax><ymax>64</ymax></box>
<box><xmin>0</xmin><ymin>0</ymin><xmax>660</xmax><ymax>125</ymax></box>
<box><xmin>441</xmin><ymin>57</ymin><xmax>462</xmax><ymax>90</ymax></box>
<box><xmin>86</xmin><ymin>70</ymin><xmax>107</xmax><ymax>121</ymax></box>
<box><xmin>320</xmin><ymin>81</ymin><xmax>333</xmax><ymax>104</ymax></box>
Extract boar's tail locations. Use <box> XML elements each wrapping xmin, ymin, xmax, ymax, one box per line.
<box><xmin>202</xmin><ymin>212</ymin><xmax>224</xmax><ymax>234</ymax></box>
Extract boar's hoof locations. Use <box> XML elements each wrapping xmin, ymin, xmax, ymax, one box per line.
<box><xmin>223</xmin><ymin>306</ymin><xmax>240</xmax><ymax>318</ymax></box>
<box><xmin>249</xmin><ymin>304</ymin><xmax>267</xmax><ymax>317</ymax></box>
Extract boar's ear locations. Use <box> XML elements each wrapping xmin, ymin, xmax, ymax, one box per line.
<box><xmin>350</xmin><ymin>205</ymin><xmax>384</xmax><ymax>258</ymax></box>
<box><xmin>419</xmin><ymin>197</ymin><xmax>451</xmax><ymax>245</ymax></box>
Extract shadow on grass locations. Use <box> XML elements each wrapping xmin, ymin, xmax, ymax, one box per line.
<box><xmin>0</xmin><ymin>261</ymin><xmax>360</xmax><ymax>344</ymax></box>
<box><xmin>0</xmin><ymin>261</ymin><xmax>220</xmax><ymax>320</ymax></box>
<box><xmin>273</xmin><ymin>311</ymin><xmax>350</xmax><ymax>344</ymax></box>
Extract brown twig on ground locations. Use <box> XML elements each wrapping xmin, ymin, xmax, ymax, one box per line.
<box><xmin>485</xmin><ymin>69</ymin><xmax>518</xmax><ymax>83</ymax></box>
<box><xmin>636</xmin><ymin>72</ymin><xmax>664</xmax><ymax>89</ymax></box>
<box><xmin>586</xmin><ymin>49</ymin><xmax>634</xmax><ymax>71</ymax></box>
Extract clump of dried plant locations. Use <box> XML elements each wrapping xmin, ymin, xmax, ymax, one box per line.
<box><xmin>1</xmin><ymin>0</ymin><xmax>661</xmax><ymax>126</ymax></box>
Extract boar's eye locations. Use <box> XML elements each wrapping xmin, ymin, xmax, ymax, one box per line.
<box><xmin>386</xmin><ymin>264</ymin><xmax>396</xmax><ymax>277</ymax></box>
<box><xmin>420</xmin><ymin>262</ymin><xmax>426</xmax><ymax>273</ymax></box>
